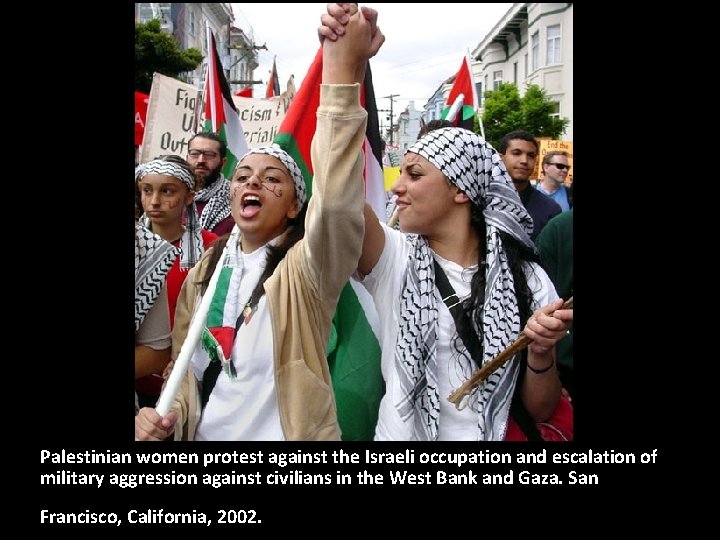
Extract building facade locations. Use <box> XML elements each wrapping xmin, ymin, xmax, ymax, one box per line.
<box><xmin>422</xmin><ymin>3</ymin><xmax>572</xmax><ymax>140</ymax></box>
<box><xmin>134</xmin><ymin>3</ymin><xmax>258</xmax><ymax>92</ymax></box>
<box><xmin>473</xmin><ymin>3</ymin><xmax>573</xmax><ymax>139</ymax></box>
<box><xmin>395</xmin><ymin>101</ymin><xmax>423</xmax><ymax>152</ymax></box>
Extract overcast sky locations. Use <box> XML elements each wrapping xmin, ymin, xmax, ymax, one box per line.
<box><xmin>231</xmin><ymin>3</ymin><xmax>512</xmax><ymax>118</ymax></box>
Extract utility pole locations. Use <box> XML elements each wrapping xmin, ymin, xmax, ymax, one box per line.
<box><xmin>378</xmin><ymin>108</ymin><xmax>390</xmax><ymax>142</ymax></box>
<box><xmin>227</xmin><ymin>42</ymin><xmax>268</xmax><ymax>91</ymax></box>
<box><xmin>229</xmin><ymin>42</ymin><xmax>267</xmax><ymax>68</ymax></box>
<box><xmin>383</xmin><ymin>94</ymin><xmax>399</xmax><ymax>145</ymax></box>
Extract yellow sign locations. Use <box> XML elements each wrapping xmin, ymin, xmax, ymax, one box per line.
<box><xmin>384</xmin><ymin>166</ymin><xmax>400</xmax><ymax>191</ymax></box>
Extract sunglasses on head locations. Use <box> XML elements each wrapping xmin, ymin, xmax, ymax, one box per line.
<box><xmin>549</xmin><ymin>162</ymin><xmax>571</xmax><ymax>171</ymax></box>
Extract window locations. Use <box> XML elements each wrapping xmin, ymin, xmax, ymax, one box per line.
<box><xmin>475</xmin><ymin>82</ymin><xmax>483</xmax><ymax>106</ymax></box>
<box><xmin>513</xmin><ymin>62</ymin><xmax>518</xmax><ymax>85</ymax></box>
<box><xmin>138</xmin><ymin>4</ymin><xmax>154</xmax><ymax>21</ymax></box>
<box><xmin>493</xmin><ymin>70</ymin><xmax>503</xmax><ymax>91</ymax></box>
<box><xmin>546</xmin><ymin>25</ymin><xmax>561</xmax><ymax>65</ymax></box>
<box><xmin>531</xmin><ymin>31</ymin><xmax>539</xmax><ymax>71</ymax></box>
<box><xmin>524</xmin><ymin>53</ymin><xmax>528</xmax><ymax>79</ymax></box>
<box><xmin>549</xmin><ymin>101</ymin><xmax>561</xmax><ymax>120</ymax></box>
<box><xmin>188</xmin><ymin>9</ymin><xmax>195</xmax><ymax>37</ymax></box>
<box><xmin>137</xmin><ymin>3</ymin><xmax>170</xmax><ymax>24</ymax></box>
<box><xmin>484</xmin><ymin>74</ymin><xmax>489</xmax><ymax>96</ymax></box>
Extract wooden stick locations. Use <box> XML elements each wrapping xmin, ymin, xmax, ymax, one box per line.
<box><xmin>387</xmin><ymin>206</ymin><xmax>399</xmax><ymax>228</ymax></box>
<box><xmin>447</xmin><ymin>296</ymin><xmax>573</xmax><ymax>409</ymax></box>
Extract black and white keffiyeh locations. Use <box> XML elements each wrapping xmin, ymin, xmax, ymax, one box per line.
<box><xmin>135</xmin><ymin>159</ymin><xmax>204</xmax><ymax>271</ymax></box>
<box><xmin>134</xmin><ymin>224</ymin><xmax>179</xmax><ymax>332</ymax></box>
<box><xmin>238</xmin><ymin>144</ymin><xmax>307</xmax><ymax>208</ymax></box>
<box><xmin>194</xmin><ymin>175</ymin><xmax>232</xmax><ymax>232</ymax></box>
<box><xmin>395</xmin><ymin>127</ymin><xmax>536</xmax><ymax>440</ymax></box>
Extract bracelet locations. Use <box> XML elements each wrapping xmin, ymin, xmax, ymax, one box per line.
<box><xmin>527</xmin><ymin>357</ymin><xmax>555</xmax><ymax>374</ymax></box>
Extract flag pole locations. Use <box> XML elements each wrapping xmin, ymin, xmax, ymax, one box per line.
<box><xmin>205</xmin><ymin>24</ymin><xmax>218</xmax><ymax>132</ymax></box>
<box><xmin>156</xmin><ymin>227</ymin><xmax>239</xmax><ymax>416</ymax></box>
<box><xmin>477</xmin><ymin>112</ymin><xmax>486</xmax><ymax>140</ymax></box>
<box><xmin>194</xmin><ymin>61</ymin><xmax>208</xmax><ymax>134</ymax></box>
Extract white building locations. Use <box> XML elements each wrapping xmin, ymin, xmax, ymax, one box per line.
<box><xmin>422</xmin><ymin>3</ymin><xmax>573</xmax><ymax>140</ymax></box>
<box><xmin>395</xmin><ymin>101</ymin><xmax>423</xmax><ymax>152</ymax></box>
<box><xmin>473</xmin><ymin>3</ymin><xmax>573</xmax><ymax>139</ymax></box>
<box><xmin>134</xmin><ymin>3</ymin><xmax>258</xmax><ymax>92</ymax></box>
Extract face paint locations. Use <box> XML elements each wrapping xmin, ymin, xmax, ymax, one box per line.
<box><xmin>232</xmin><ymin>174</ymin><xmax>285</xmax><ymax>198</ymax></box>
<box><xmin>238</xmin><ymin>144</ymin><xmax>306</xmax><ymax>207</ymax></box>
<box><xmin>261</xmin><ymin>184</ymin><xmax>283</xmax><ymax>198</ymax></box>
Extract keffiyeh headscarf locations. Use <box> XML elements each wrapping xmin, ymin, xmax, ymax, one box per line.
<box><xmin>239</xmin><ymin>144</ymin><xmax>307</xmax><ymax>208</ymax></box>
<box><xmin>134</xmin><ymin>224</ymin><xmax>179</xmax><ymax>332</ymax></box>
<box><xmin>394</xmin><ymin>127</ymin><xmax>536</xmax><ymax>441</ymax></box>
<box><xmin>135</xmin><ymin>159</ymin><xmax>204</xmax><ymax>271</ymax></box>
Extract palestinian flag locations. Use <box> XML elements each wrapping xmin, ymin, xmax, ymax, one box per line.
<box><xmin>201</xmin><ymin>266</ymin><xmax>239</xmax><ymax>378</ymax></box>
<box><xmin>441</xmin><ymin>55</ymin><xmax>480</xmax><ymax>131</ymax></box>
<box><xmin>235</xmin><ymin>86</ymin><xmax>253</xmax><ymax>98</ymax></box>
<box><xmin>266</xmin><ymin>56</ymin><xmax>281</xmax><ymax>98</ymax></box>
<box><xmin>274</xmin><ymin>48</ymin><xmax>384</xmax><ymax>440</ymax></box>
<box><xmin>204</xmin><ymin>27</ymin><xmax>249</xmax><ymax>178</ymax></box>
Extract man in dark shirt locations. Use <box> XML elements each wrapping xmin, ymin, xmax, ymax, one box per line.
<box><xmin>498</xmin><ymin>130</ymin><xmax>561</xmax><ymax>240</ymax></box>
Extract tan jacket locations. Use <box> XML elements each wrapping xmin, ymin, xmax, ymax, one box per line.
<box><xmin>169</xmin><ymin>84</ymin><xmax>367</xmax><ymax>440</ymax></box>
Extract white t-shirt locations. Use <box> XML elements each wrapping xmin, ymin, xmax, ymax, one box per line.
<box><xmin>361</xmin><ymin>224</ymin><xmax>558</xmax><ymax>441</ymax></box>
<box><xmin>191</xmin><ymin>243</ymin><xmax>284</xmax><ymax>441</ymax></box>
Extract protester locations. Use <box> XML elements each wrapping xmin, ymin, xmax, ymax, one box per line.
<box><xmin>321</xmin><ymin>3</ymin><xmax>572</xmax><ymax>441</ymax></box>
<box><xmin>536</xmin><ymin>208</ymin><xmax>574</xmax><ymax>396</ymax></box>
<box><xmin>186</xmin><ymin>133</ymin><xmax>236</xmax><ymax>236</ymax></box>
<box><xmin>135</xmin><ymin>7</ymin><xmax>385</xmax><ymax>441</ymax></box>
<box><xmin>537</xmin><ymin>150</ymin><xmax>572</xmax><ymax>211</ymax></box>
<box><xmin>387</xmin><ymin>119</ymin><xmax>454</xmax><ymax>227</ymax></box>
<box><xmin>134</xmin><ymin>155</ymin><xmax>217</xmax><ymax>407</ymax></box>
<box><xmin>498</xmin><ymin>130</ymin><xmax>561</xmax><ymax>240</ymax></box>
<box><xmin>135</xmin><ymin>155</ymin><xmax>218</xmax><ymax>328</ymax></box>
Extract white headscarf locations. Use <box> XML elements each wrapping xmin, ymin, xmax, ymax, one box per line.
<box><xmin>135</xmin><ymin>158</ymin><xmax>204</xmax><ymax>271</ymax></box>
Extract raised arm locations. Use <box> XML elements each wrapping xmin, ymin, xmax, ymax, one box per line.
<box><xmin>320</xmin><ymin>5</ymin><xmax>386</xmax><ymax>278</ymax></box>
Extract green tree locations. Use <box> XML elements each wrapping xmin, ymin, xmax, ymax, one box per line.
<box><xmin>481</xmin><ymin>82</ymin><xmax>569</xmax><ymax>148</ymax></box>
<box><xmin>135</xmin><ymin>19</ymin><xmax>203</xmax><ymax>93</ymax></box>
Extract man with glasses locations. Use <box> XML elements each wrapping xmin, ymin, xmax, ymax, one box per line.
<box><xmin>537</xmin><ymin>151</ymin><xmax>572</xmax><ymax>212</ymax></box>
<box><xmin>186</xmin><ymin>132</ymin><xmax>236</xmax><ymax>236</ymax></box>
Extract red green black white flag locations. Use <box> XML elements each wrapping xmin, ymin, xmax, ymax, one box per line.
<box><xmin>203</xmin><ymin>27</ymin><xmax>249</xmax><ymax>178</ymax></box>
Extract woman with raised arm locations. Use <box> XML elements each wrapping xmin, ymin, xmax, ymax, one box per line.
<box><xmin>135</xmin><ymin>6</ymin><xmax>385</xmax><ymax>441</ymax></box>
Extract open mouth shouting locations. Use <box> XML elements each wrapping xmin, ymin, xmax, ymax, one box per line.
<box><xmin>239</xmin><ymin>193</ymin><xmax>262</xmax><ymax>219</ymax></box>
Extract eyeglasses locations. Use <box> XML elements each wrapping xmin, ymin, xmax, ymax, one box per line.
<box><xmin>549</xmin><ymin>163</ymin><xmax>571</xmax><ymax>171</ymax></box>
<box><xmin>188</xmin><ymin>149</ymin><xmax>219</xmax><ymax>159</ymax></box>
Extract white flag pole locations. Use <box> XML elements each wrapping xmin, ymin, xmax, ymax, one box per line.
<box><xmin>205</xmin><ymin>24</ymin><xmax>218</xmax><ymax>133</ymax></box>
<box><xmin>155</xmin><ymin>227</ymin><xmax>239</xmax><ymax>416</ymax></box>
